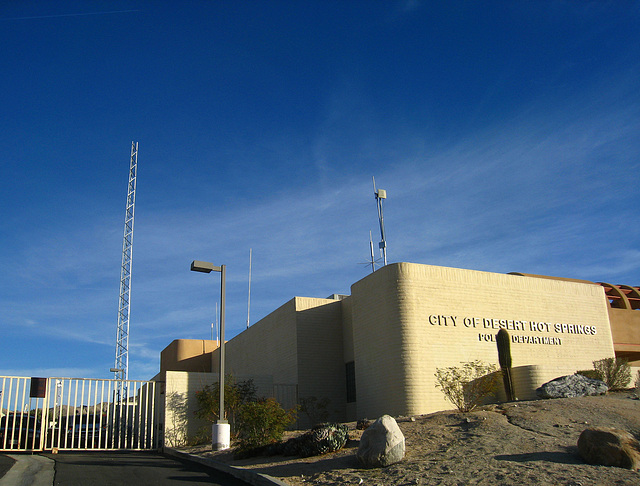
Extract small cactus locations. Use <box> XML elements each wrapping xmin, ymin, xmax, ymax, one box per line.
<box><xmin>297</xmin><ymin>423</ymin><xmax>349</xmax><ymax>457</ymax></box>
<box><xmin>496</xmin><ymin>328</ymin><xmax>516</xmax><ymax>401</ymax></box>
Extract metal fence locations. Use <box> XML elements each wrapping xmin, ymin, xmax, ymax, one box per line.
<box><xmin>0</xmin><ymin>376</ymin><xmax>158</xmax><ymax>452</ymax></box>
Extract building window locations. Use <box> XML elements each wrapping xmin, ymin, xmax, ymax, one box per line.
<box><xmin>346</xmin><ymin>361</ymin><xmax>356</xmax><ymax>403</ymax></box>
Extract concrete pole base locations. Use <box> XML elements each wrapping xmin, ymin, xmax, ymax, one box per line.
<box><xmin>212</xmin><ymin>422</ymin><xmax>231</xmax><ymax>451</ymax></box>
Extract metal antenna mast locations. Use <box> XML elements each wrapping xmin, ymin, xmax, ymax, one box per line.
<box><xmin>246</xmin><ymin>248</ymin><xmax>252</xmax><ymax>329</ymax></box>
<box><xmin>373</xmin><ymin>177</ymin><xmax>388</xmax><ymax>266</ymax></box>
<box><xmin>114</xmin><ymin>141</ymin><xmax>138</xmax><ymax>382</ymax></box>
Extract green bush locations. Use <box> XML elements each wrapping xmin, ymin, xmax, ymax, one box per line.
<box><xmin>593</xmin><ymin>357</ymin><xmax>631</xmax><ymax>390</ymax></box>
<box><xmin>235</xmin><ymin>398</ymin><xmax>297</xmax><ymax>451</ymax></box>
<box><xmin>196</xmin><ymin>377</ymin><xmax>297</xmax><ymax>452</ymax></box>
<box><xmin>435</xmin><ymin>360</ymin><xmax>499</xmax><ymax>412</ymax></box>
<box><xmin>194</xmin><ymin>376</ymin><xmax>257</xmax><ymax>434</ymax></box>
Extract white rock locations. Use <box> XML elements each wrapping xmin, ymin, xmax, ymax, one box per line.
<box><xmin>356</xmin><ymin>414</ymin><xmax>405</xmax><ymax>468</ymax></box>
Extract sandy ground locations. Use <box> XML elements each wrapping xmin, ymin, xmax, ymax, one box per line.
<box><xmin>181</xmin><ymin>391</ymin><xmax>640</xmax><ymax>486</ymax></box>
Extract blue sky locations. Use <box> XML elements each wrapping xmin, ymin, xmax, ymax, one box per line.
<box><xmin>1</xmin><ymin>1</ymin><xmax>638</xmax><ymax>381</ymax></box>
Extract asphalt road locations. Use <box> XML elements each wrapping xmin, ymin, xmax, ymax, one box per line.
<box><xmin>0</xmin><ymin>455</ymin><xmax>14</xmax><ymax>480</ymax></box>
<box><xmin>42</xmin><ymin>451</ymin><xmax>249</xmax><ymax>486</ymax></box>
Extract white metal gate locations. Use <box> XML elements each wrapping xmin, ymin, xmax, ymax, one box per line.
<box><xmin>0</xmin><ymin>376</ymin><xmax>158</xmax><ymax>452</ymax></box>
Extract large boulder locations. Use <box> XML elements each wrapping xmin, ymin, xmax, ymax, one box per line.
<box><xmin>578</xmin><ymin>427</ymin><xmax>640</xmax><ymax>470</ymax></box>
<box><xmin>536</xmin><ymin>374</ymin><xmax>607</xmax><ymax>399</ymax></box>
<box><xmin>357</xmin><ymin>415</ymin><xmax>405</xmax><ymax>468</ymax></box>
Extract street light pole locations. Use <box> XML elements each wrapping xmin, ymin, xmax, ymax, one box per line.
<box><xmin>218</xmin><ymin>264</ymin><xmax>226</xmax><ymax>425</ymax></box>
<box><xmin>190</xmin><ymin>260</ymin><xmax>229</xmax><ymax>451</ymax></box>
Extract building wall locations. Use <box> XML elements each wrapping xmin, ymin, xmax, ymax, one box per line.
<box><xmin>159</xmin><ymin>261</ymin><xmax>625</xmax><ymax>436</ymax></box>
<box><xmin>609</xmin><ymin>308</ymin><xmax>640</xmax><ymax>362</ymax></box>
<box><xmin>163</xmin><ymin>371</ymin><xmax>215</xmax><ymax>447</ymax></box>
<box><xmin>160</xmin><ymin>339</ymin><xmax>216</xmax><ymax>375</ymax></box>
<box><xmin>350</xmin><ymin>263</ymin><xmax>616</xmax><ymax>419</ymax></box>
<box><xmin>609</xmin><ymin>307</ymin><xmax>640</xmax><ymax>377</ymax></box>
<box><xmin>341</xmin><ymin>297</ymin><xmax>357</xmax><ymax>421</ymax></box>
<box><xmin>349</xmin><ymin>264</ymin><xmax>409</xmax><ymax>420</ymax></box>
<box><xmin>223</xmin><ymin>299</ymin><xmax>299</xmax><ymax>385</ymax></box>
<box><xmin>295</xmin><ymin>298</ymin><xmax>346</xmax><ymax>425</ymax></box>
<box><xmin>220</xmin><ymin>296</ymin><xmax>346</xmax><ymax>427</ymax></box>
<box><xmin>515</xmin><ymin>277</ymin><xmax>640</xmax><ymax>372</ymax></box>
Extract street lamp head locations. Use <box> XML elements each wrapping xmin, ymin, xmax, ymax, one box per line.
<box><xmin>191</xmin><ymin>260</ymin><xmax>221</xmax><ymax>273</ymax></box>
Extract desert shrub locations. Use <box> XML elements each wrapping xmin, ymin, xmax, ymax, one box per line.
<box><xmin>188</xmin><ymin>425</ymin><xmax>212</xmax><ymax>446</ymax></box>
<box><xmin>435</xmin><ymin>360</ymin><xmax>499</xmax><ymax>412</ymax></box>
<box><xmin>634</xmin><ymin>370</ymin><xmax>640</xmax><ymax>398</ymax></box>
<box><xmin>576</xmin><ymin>369</ymin><xmax>603</xmax><ymax>381</ymax></box>
<box><xmin>194</xmin><ymin>376</ymin><xmax>258</xmax><ymax>434</ymax></box>
<box><xmin>235</xmin><ymin>397</ymin><xmax>297</xmax><ymax>451</ymax></box>
<box><xmin>299</xmin><ymin>396</ymin><xmax>330</xmax><ymax>425</ymax></box>
<box><xmin>593</xmin><ymin>357</ymin><xmax>631</xmax><ymax>390</ymax></box>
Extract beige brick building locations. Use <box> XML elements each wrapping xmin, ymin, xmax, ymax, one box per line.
<box><xmin>158</xmin><ymin>262</ymin><xmax>638</xmax><ymax>441</ymax></box>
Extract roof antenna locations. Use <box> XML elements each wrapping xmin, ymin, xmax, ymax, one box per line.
<box><xmin>373</xmin><ymin>177</ymin><xmax>388</xmax><ymax>266</ymax></box>
<box><xmin>369</xmin><ymin>230</ymin><xmax>376</xmax><ymax>273</ymax></box>
<box><xmin>359</xmin><ymin>230</ymin><xmax>381</xmax><ymax>273</ymax></box>
<box><xmin>246</xmin><ymin>248</ymin><xmax>252</xmax><ymax>329</ymax></box>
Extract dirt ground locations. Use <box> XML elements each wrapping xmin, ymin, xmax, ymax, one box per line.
<box><xmin>181</xmin><ymin>391</ymin><xmax>640</xmax><ymax>486</ymax></box>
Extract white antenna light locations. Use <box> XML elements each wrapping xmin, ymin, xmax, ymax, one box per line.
<box><xmin>369</xmin><ymin>230</ymin><xmax>376</xmax><ymax>272</ymax></box>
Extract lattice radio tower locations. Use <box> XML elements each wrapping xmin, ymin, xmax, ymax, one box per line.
<box><xmin>114</xmin><ymin>142</ymin><xmax>138</xmax><ymax>382</ymax></box>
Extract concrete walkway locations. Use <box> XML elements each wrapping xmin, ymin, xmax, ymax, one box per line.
<box><xmin>0</xmin><ymin>454</ymin><xmax>54</xmax><ymax>486</ymax></box>
<box><xmin>165</xmin><ymin>448</ymin><xmax>290</xmax><ymax>486</ymax></box>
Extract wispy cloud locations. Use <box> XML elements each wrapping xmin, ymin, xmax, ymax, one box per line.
<box><xmin>6</xmin><ymin>73</ymin><xmax>636</xmax><ymax>363</ymax></box>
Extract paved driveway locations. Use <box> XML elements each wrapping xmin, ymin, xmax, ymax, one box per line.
<box><xmin>5</xmin><ymin>451</ymin><xmax>249</xmax><ymax>486</ymax></box>
<box><xmin>0</xmin><ymin>455</ymin><xmax>15</xmax><ymax>480</ymax></box>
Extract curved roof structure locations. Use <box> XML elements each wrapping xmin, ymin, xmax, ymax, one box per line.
<box><xmin>598</xmin><ymin>283</ymin><xmax>640</xmax><ymax>310</ymax></box>
<box><xmin>509</xmin><ymin>272</ymin><xmax>639</xmax><ymax>310</ymax></box>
